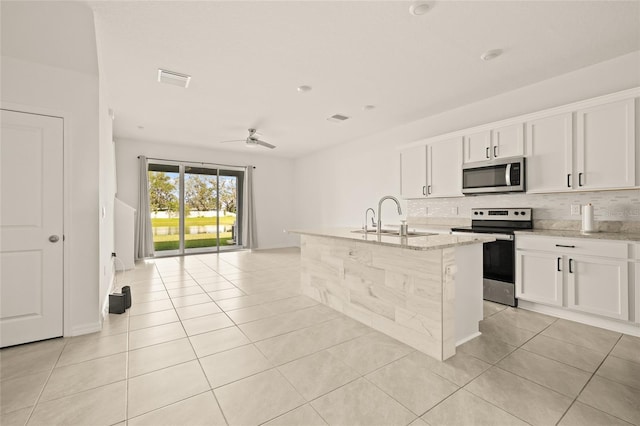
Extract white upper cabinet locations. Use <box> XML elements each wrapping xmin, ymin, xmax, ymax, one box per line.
<box><xmin>463</xmin><ymin>123</ymin><xmax>524</xmax><ymax>164</ymax></box>
<box><xmin>400</xmin><ymin>144</ymin><xmax>427</xmax><ymax>199</ymax></box>
<box><xmin>401</xmin><ymin>89</ymin><xmax>638</xmax><ymax>197</ymax></box>
<box><xmin>493</xmin><ymin>123</ymin><xmax>525</xmax><ymax>159</ymax></box>
<box><xmin>525</xmin><ymin>113</ymin><xmax>573</xmax><ymax>193</ymax></box>
<box><xmin>400</xmin><ymin>138</ymin><xmax>462</xmax><ymax>199</ymax></box>
<box><xmin>526</xmin><ymin>97</ymin><xmax>637</xmax><ymax>193</ymax></box>
<box><xmin>463</xmin><ymin>130</ymin><xmax>492</xmax><ymax>163</ymax></box>
<box><xmin>428</xmin><ymin>137</ymin><xmax>463</xmax><ymax>197</ymax></box>
<box><xmin>576</xmin><ymin>99</ymin><xmax>636</xmax><ymax>190</ymax></box>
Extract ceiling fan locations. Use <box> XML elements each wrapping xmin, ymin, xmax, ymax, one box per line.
<box><xmin>219</xmin><ymin>128</ymin><xmax>276</xmax><ymax>149</ymax></box>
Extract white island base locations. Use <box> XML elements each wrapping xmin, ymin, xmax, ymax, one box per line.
<box><xmin>298</xmin><ymin>233</ymin><xmax>485</xmax><ymax>361</ymax></box>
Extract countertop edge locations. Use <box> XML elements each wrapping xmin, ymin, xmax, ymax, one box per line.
<box><xmin>288</xmin><ymin>228</ymin><xmax>494</xmax><ymax>251</ymax></box>
<box><xmin>514</xmin><ymin>229</ymin><xmax>640</xmax><ymax>242</ymax></box>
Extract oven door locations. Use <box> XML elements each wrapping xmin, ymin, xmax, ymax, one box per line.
<box><xmin>483</xmin><ymin>237</ymin><xmax>516</xmax><ymax>306</ymax></box>
<box><xmin>452</xmin><ymin>231</ymin><xmax>517</xmax><ymax>306</ymax></box>
<box><xmin>483</xmin><ymin>238</ymin><xmax>514</xmax><ymax>283</ymax></box>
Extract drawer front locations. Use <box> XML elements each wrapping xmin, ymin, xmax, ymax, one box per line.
<box><xmin>516</xmin><ymin>235</ymin><xmax>628</xmax><ymax>258</ymax></box>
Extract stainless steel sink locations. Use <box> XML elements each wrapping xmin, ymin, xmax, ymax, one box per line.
<box><xmin>351</xmin><ymin>229</ymin><xmax>436</xmax><ymax>237</ymax></box>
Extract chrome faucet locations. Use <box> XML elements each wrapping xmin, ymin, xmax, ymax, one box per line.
<box><xmin>364</xmin><ymin>208</ymin><xmax>376</xmax><ymax>232</ymax></box>
<box><xmin>377</xmin><ymin>195</ymin><xmax>403</xmax><ymax>234</ymax></box>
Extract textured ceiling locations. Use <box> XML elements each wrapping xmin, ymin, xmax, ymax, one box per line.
<box><xmin>6</xmin><ymin>1</ymin><xmax>639</xmax><ymax>158</ymax></box>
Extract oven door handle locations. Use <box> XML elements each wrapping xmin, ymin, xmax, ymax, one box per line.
<box><xmin>451</xmin><ymin>231</ymin><xmax>514</xmax><ymax>241</ymax></box>
<box><xmin>505</xmin><ymin>163</ymin><xmax>512</xmax><ymax>186</ymax></box>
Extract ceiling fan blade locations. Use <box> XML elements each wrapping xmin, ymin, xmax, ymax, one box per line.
<box><xmin>255</xmin><ymin>139</ymin><xmax>276</xmax><ymax>149</ymax></box>
<box><xmin>218</xmin><ymin>139</ymin><xmax>244</xmax><ymax>143</ymax></box>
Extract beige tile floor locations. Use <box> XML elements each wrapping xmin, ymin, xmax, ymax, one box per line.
<box><xmin>1</xmin><ymin>247</ymin><xmax>639</xmax><ymax>426</ymax></box>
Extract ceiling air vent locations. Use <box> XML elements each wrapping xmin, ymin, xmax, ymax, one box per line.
<box><xmin>157</xmin><ymin>69</ymin><xmax>191</xmax><ymax>88</ymax></box>
<box><xmin>327</xmin><ymin>114</ymin><xmax>351</xmax><ymax>123</ymax></box>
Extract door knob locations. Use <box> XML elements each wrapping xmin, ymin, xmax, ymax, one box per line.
<box><xmin>49</xmin><ymin>235</ymin><xmax>60</xmax><ymax>243</ymax></box>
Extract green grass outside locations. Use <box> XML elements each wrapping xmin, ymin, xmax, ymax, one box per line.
<box><xmin>153</xmin><ymin>232</ymin><xmax>232</xmax><ymax>242</ymax></box>
<box><xmin>151</xmin><ymin>216</ymin><xmax>237</xmax><ymax>251</ymax></box>
<box><xmin>154</xmin><ymin>237</ymin><xmax>235</xmax><ymax>251</ymax></box>
<box><xmin>151</xmin><ymin>216</ymin><xmax>236</xmax><ymax>227</ymax></box>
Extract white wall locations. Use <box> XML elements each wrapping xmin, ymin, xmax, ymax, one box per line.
<box><xmin>98</xmin><ymin>72</ymin><xmax>116</xmax><ymax>315</ymax></box>
<box><xmin>95</xmin><ymin>9</ymin><xmax>117</xmax><ymax>317</ymax></box>
<box><xmin>1</xmin><ymin>55</ymin><xmax>101</xmax><ymax>335</ymax></box>
<box><xmin>293</xmin><ymin>51</ymin><xmax>640</xmax><ymax>230</ymax></box>
<box><xmin>115</xmin><ymin>138</ymin><xmax>298</xmax><ymax>249</ymax></box>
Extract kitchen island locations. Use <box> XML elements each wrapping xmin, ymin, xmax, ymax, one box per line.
<box><xmin>290</xmin><ymin>229</ymin><xmax>493</xmax><ymax>361</ymax></box>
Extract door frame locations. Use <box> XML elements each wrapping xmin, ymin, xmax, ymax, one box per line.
<box><xmin>1</xmin><ymin>101</ymin><xmax>72</xmax><ymax>338</ymax></box>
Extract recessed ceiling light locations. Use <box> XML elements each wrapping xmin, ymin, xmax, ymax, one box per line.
<box><xmin>480</xmin><ymin>49</ymin><xmax>503</xmax><ymax>61</ymax></box>
<box><xmin>409</xmin><ymin>2</ymin><xmax>432</xmax><ymax>16</ymax></box>
<box><xmin>297</xmin><ymin>85</ymin><xmax>312</xmax><ymax>93</ymax></box>
<box><xmin>363</xmin><ymin>105</ymin><xmax>376</xmax><ymax>111</ymax></box>
<box><xmin>157</xmin><ymin>69</ymin><xmax>191</xmax><ymax>88</ymax></box>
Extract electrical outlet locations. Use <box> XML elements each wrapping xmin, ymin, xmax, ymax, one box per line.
<box><xmin>450</xmin><ymin>207</ymin><xmax>458</xmax><ymax>215</ymax></box>
<box><xmin>571</xmin><ymin>204</ymin><xmax>581</xmax><ymax>215</ymax></box>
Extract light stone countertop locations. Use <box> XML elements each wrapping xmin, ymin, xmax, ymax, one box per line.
<box><xmin>514</xmin><ymin>228</ymin><xmax>640</xmax><ymax>242</ymax></box>
<box><xmin>288</xmin><ymin>228</ymin><xmax>494</xmax><ymax>251</ymax></box>
<box><xmin>404</xmin><ymin>224</ymin><xmax>457</xmax><ymax>234</ymax></box>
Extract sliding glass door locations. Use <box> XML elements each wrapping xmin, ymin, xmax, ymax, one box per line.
<box><xmin>148</xmin><ymin>163</ymin><xmax>181</xmax><ymax>256</ymax></box>
<box><xmin>148</xmin><ymin>161</ymin><xmax>243</xmax><ymax>256</ymax></box>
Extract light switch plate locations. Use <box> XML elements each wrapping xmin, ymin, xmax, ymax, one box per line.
<box><xmin>571</xmin><ymin>204</ymin><xmax>581</xmax><ymax>215</ymax></box>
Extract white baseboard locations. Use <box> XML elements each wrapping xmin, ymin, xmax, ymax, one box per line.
<box><xmin>518</xmin><ymin>300</ymin><xmax>640</xmax><ymax>337</ymax></box>
<box><xmin>456</xmin><ymin>331</ymin><xmax>481</xmax><ymax>347</ymax></box>
<box><xmin>100</xmin><ymin>267</ymin><xmax>117</xmax><ymax>326</ymax></box>
<box><xmin>70</xmin><ymin>322</ymin><xmax>102</xmax><ymax>337</ymax></box>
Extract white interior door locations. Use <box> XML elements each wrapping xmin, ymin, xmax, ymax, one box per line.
<box><xmin>1</xmin><ymin>109</ymin><xmax>64</xmax><ymax>347</ymax></box>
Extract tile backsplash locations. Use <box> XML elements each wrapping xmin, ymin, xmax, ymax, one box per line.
<box><xmin>407</xmin><ymin>189</ymin><xmax>640</xmax><ymax>222</ymax></box>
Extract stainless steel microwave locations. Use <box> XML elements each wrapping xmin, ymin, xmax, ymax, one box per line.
<box><xmin>462</xmin><ymin>156</ymin><xmax>525</xmax><ymax>194</ymax></box>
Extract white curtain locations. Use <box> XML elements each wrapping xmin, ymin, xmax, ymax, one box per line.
<box><xmin>135</xmin><ymin>156</ymin><xmax>154</xmax><ymax>259</ymax></box>
<box><xmin>242</xmin><ymin>166</ymin><xmax>258</xmax><ymax>249</ymax></box>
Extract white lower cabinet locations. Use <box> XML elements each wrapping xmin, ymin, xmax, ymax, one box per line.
<box><xmin>566</xmin><ymin>255</ymin><xmax>628</xmax><ymax>321</ymax></box>
<box><xmin>516</xmin><ymin>235</ymin><xmax>633</xmax><ymax>322</ymax></box>
<box><xmin>516</xmin><ymin>250</ymin><xmax>563</xmax><ymax>306</ymax></box>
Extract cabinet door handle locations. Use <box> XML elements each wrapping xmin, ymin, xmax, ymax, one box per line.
<box><xmin>578</xmin><ymin>172</ymin><xmax>584</xmax><ymax>187</ymax></box>
<box><xmin>555</xmin><ymin>244</ymin><xmax>575</xmax><ymax>248</ymax></box>
<box><xmin>567</xmin><ymin>174</ymin><xmax>571</xmax><ymax>188</ymax></box>
<box><xmin>557</xmin><ymin>257</ymin><xmax>561</xmax><ymax>272</ymax></box>
<box><xmin>427</xmin><ymin>185</ymin><xmax>432</xmax><ymax>194</ymax></box>
<box><xmin>493</xmin><ymin>146</ymin><xmax>498</xmax><ymax>157</ymax></box>
<box><xmin>569</xmin><ymin>258</ymin><xmax>574</xmax><ymax>274</ymax></box>
<box><xmin>486</xmin><ymin>147</ymin><xmax>490</xmax><ymax>158</ymax></box>
<box><xmin>423</xmin><ymin>186</ymin><xmax>426</xmax><ymax>196</ymax></box>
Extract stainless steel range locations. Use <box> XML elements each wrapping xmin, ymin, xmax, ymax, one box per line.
<box><xmin>451</xmin><ymin>208</ymin><xmax>532</xmax><ymax>307</ymax></box>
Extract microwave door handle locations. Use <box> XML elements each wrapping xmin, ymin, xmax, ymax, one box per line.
<box><xmin>505</xmin><ymin>163</ymin><xmax>512</xmax><ymax>186</ymax></box>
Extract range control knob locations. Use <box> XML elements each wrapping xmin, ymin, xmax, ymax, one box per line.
<box><xmin>514</xmin><ymin>211</ymin><xmax>519</xmax><ymax>215</ymax></box>
<box><xmin>474</xmin><ymin>212</ymin><xmax>479</xmax><ymax>215</ymax></box>
<box><xmin>521</xmin><ymin>211</ymin><xmax>526</xmax><ymax>216</ymax></box>
<box><xmin>479</xmin><ymin>212</ymin><xmax>484</xmax><ymax>215</ymax></box>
